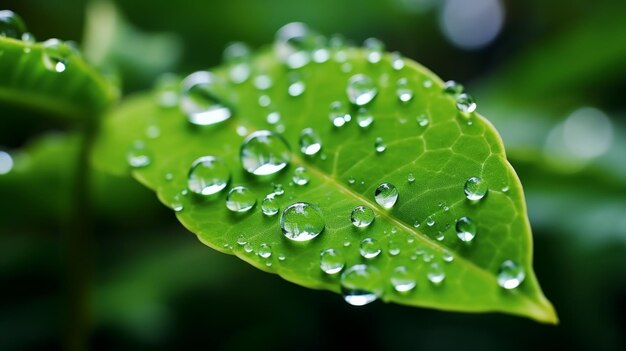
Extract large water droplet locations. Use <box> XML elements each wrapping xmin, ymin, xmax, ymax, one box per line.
<box><xmin>240</xmin><ymin>130</ymin><xmax>290</xmax><ymax>176</ymax></box>
<box><xmin>351</xmin><ymin>205</ymin><xmax>375</xmax><ymax>228</ymax></box>
<box><xmin>180</xmin><ymin>71</ymin><xmax>231</xmax><ymax>126</ymax></box>
<box><xmin>292</xmin><ymin>166</ymin><xmax>310</xmax><ymax>185</ymax></box>
<box><xmin>374</xmin><ymin>137</ymin><xmax>386</xmax><ymax>153</ymax></box>
<box><xmin>261</xmin><ymin>193</ymin><xmax>280</xmax><ymax>216</ymax></box>
<box><xmin>223</xmin><ymin>41</ymin><xmax>251</xmax><ymax>84</ymax></box>
<box><xmin>455</xmin><ymin>216</ymin><xmax>476</xmax><ymax>242</ymax></box>
<box><xmin>347</xmin><ymin>74</ymin><xmax>378</xmax><ymax>106</ymax></box>
<box><xmin>374</xmin><ymin>183</ymin><xmax>399</xmax><ymax>209</ymax></box>
<box><xmin>226</xmin><ymin>186</ymin><xmax>256</xmax><ymax>212</ymax></box>
<box><xmin>396</xmin><ymin>78</ymin><xmax>414</xmax><ymax>103</ymax></box>
<box><xmin>320</xmin><ymin>248</ymin><xmax>345</xmax><ymax>274</ymax></box>
<box><xmin>464</xmin><ymin>176</ymin><xmax>488</xmax><ymax>201</ymax></box>
<box><xmin>391</xmin><ymin>266</ymin><xmax>416</xmax><ymax>293</ymax></box>
<box><xmin>363</xmin><ymin>37</ymin><xmax>384</xmax><ymax>64</ymax></box>
<box><xmin>443</xmin><ymin>80</ymin><xmax>464</xmax><ymax>95</ymax></box>
<box><xmin>280</xmin><ymin>202</ymin><xmax>325</xmax><ymax>241</ymax></box>
<box><xmin>340</xmin><ymin>264</ymin><xmax>383</xmax><ymax>306</ymax></box>
<box><xmin>456</xmin><ymin>93</ymin><xmax>476</xmax><ymax>113</ymax></box>
<box><xmin>356</xmin><ymin>107</ymin><xmax>374</xmax><ymax>128</ymax></box>
<box><xmin>426</xmin><ymin>216</ymin><xmax>435</xmax><ymax>227</ymax></box>
<box><xmin>0</xmin><ymin>150</ymin><xmax>14</xmax><ymax>175</ymax></box>
<box><xmin>126</xmin><ymin>141</ymin><xmax>151</xmax><ymax>168</ymax></box>
<box><xmin>329</xmin><ymin>101</ymin><xmax>351</xmax><ymax>127</ymax></box>
<box><xmin>274</xmin><ymin>22</ymin><xmax>315</xmax><ymax>69</ymax></box>
<box><xmin>0</xmin><ymin>10</ymin><xmax>26</xmax><ymax>39</ymax></box>
<box><xmin>42</xmin><ymin>39</ymin><xmax>74</xmax><ymax>73</ymax></box>
<box><xmin>427</xmin><ymin>262</ymin><xmax>446</xmax><ymax>285</ymax></box>
<box><xmin>497</xmin><ymin>260</ymin><xmax>525</xmax><ymax>289</ymax></box>
<box><xmin>299</xmin><ymin>128</ymin><xmax>322</xmax><ymax>155</ymax></box>
<box><xmin>187</xmin><ymin>156</ymin><xmax>230</xmax><ymax>196</ymax></box>
<box><xmin>359</xmin><ymin>238</ymin><xmax>381</xmax><ymax>259</ymax></box>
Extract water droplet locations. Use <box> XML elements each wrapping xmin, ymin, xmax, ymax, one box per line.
<box><xmin>435</xmin><ymin>232</ymin><xmax>445</xmax><ymax>241</ymax></box>
<box><xmin>126</xmin><ymin>141</ymin><xmax>151</xmax><ymax>168</ymax></box>
<box><xmin>363</xmin><ymin>37</ymin><xmax>384</xmax><ymax>64</ymax></box>
<box><xmin>265</xmin><ymin>111</ymin><xmax>280</xmax><ymax>125</ymax></box>
<box><xmin>299</xmin><ymin>128</ymin><xmax>322</xmax><ymax>155</ymax></box>
<box><xmin>180</xmin><ymin>71</ymin><xmax>231</xmax><ymax>126</ymax></box>
<box><xmin>388</xmin><ymin>240</ymin><xmax>401</xmax><ymax>256</ymax></box>
<box><xmin>21</xmin><ymin>32</ymin><xmax>35</xmax><ymax>53</ymax></box>
<box><xmin>413</xmin><ymin>221</ymin><xmax>420</xmax><ymax>228</ymax></box>
<box><xmin>407</xmin><ymin>172</ymin><xmax>416</xmax><ymax>183</ymax></box>
<box><xmin>187</xmin><ymin>156</ymin><xmax>230</xmax><ymax>196</ymax></box>
<box><xmin>396</xmin><ymin>78</ymin><xmax>414</xmax><ymax>103</ymax></box>
<box><xmin>254</xmin><ymin>74</ymin><xmax>273</xmax><ymax>90</ymax></box>
<box><xmin>497</xmin><ymin>260</ymin><xmax>525</xmax><ymax>289</ymax></box>
<box><xmin>456</xmin><ymin>93</ymin><xmax>476</xmax><ymax>113</ymax></box>
<box><xmin>226</xmin><ymin>186</ymin><xmax>256</xmax><ymax>212</ymax></box>
<box><xmin>168</xmin><ymin>192</ymin><xmax>185</xmax><ymax>212</ymax></box>
<box><xmin>359</xmin><ymin>238</ymin><xmax>381</xmax><ymax>259</ymax></box>
<box><xmin>374</xmin><ymin>137</ymin><xmax>386</xmax><ymax>153</ymax></box>
<box><xmin>261</xmin><ymin>193</ymin><xmax>280</xmax><ymax>216</ymax></box>
<box><xmin>152</xmin><ymin>73</ymin><xmax>180</xmax><ymax>108</ymax></box>
<box><xmin>288</xmin><ymin>80</ymin><xmax>306</xmax><ymax>97</ymax></box>
<box><xmin>464</xmin><ymin>176</ymin><xmax>488</xmax><ymax>201</ymax></box>
<box><xmin>391</xmin><ymin>51</ymin><xmax>405</xmax><ymax>70</ymax></box>
<box><xmin>243</xmin><ymin>243</ymin><xmax>254</xmax><ymax>253</ymax></box>
<box><xmin>442</xmin><ymin>251</ymin><xmax>454</xmax><ymax>262</ymax></box>
<box><xmin>275</xmin><ymin>22</ymin><xmax>315</xmax><ymax>69</ymax></box>
<box><xmin>329</xmin><ymin>101</ymin><xmax>351</xmax><ymax>127</ymax></box>
<box><xmin>423</xmin><ymin>80</ymin><xmax>433</xmax><ymax>88</ymax></box>
<box><xmin>258</xmin><ymin>95</ymin><xmax>271</xmax><ymax>107</ymax></box>
<box><xmin>0</xmin><ymin>150</ymin><xmax>14</xmax><ymax>175</ymax></box>
<box><xmin>223</xmin><ymin>41</ymin><xmax>251</xmax><ymax>84</ymax></box>
<box><xmin>258</xmin><ymin>243</ymin><xmax>272</xmax><ymax>258</ymax></box>
<box><xmin>278</xmin><ymin>254</ymin><xmax>286</xmax><ymax>261</ymax></box>
<box><xmin>347</xmin><ymin>176</ymin><xmax>356</xmax><ymax>185</ymax></box>
<box><xmin>455</xmin><ymin>216</ymin><xmax>476</xmax><ymax>242</ymax></box>
<box><xmin>391</xmin><ymin>266</ymin><xmax>416</xmax><ymax>292</ymax></box>
<box><xmin>273</xmin><ymin>183</ymin><xmax>285</xmax><ymax>196</ymax></box>
<box><xmin>501</xmin><ymin>185</ymin><xmax>510</xmax><ymax>193</ymax></box>
<box><xmin>351</xmin><ymin>205</ymin><xmax>375</xmax><ymax>228</ymax></box>
<box><xmin>312</xmin><ymin>37</ymin><xmax>330</xmax><ymax>63</ymax></box>
<box><xmin>292</xmin><ymin>166</ymin><xmax>310</xmax><ymax>185</ymax></box>
<box><xmin>374</xmin><ymin>183</ymin><xmax>398</xmax><ymax>209</ymax></box>
<box><xmin>340</xmin><ymin>264</ymin><xmax>383</xmax><ymax>306</ymax></box>
<box><xmin>240</xmin><ymin>130</ymin><xmax>290</xmax><ymax>176</ymax></box>
<box><xmin>427</xmin><ymin>262</ymin><xmax>446</xmax><ymax>284</ymax></box>
<box><xmin>426</xmin><ymin>216</ymin><xmax>435</xmax><ymax>227</ymax></box>
<box><xmin>356</xmin><ymin>107</ymin><xmax>374</xmax><ymax>128</ymax></box>
<box><xmin>42</xmin><ymin>39</ymin><xmax>74</xmax><ymax>73</ymax></box>
<box><xmin>237</xmin><ymin>235</ymin><xmax>247</xmax><ymax>246</ymax></box>
<box><xmin>416</xmin><ymin>114</ymin><xmax>430</xmax><ymax>127</ymax></box>
<box><xmin>347</xmin><ymin>74</ymin><xmax>378</xmax><ymax>106</ymax></box>
<box><xmin>320</xmin><ymin>249</ymin><xmax>345</xmax><ymax>274</ymax></box>
<box><xmin>280</xmin><ymin>202</ymin><xmax>325</xmax><ymax>241</ymax></box>
<box><xmin>443</xmin><ymin>80</ymin><xmax>464</xmax><ymax>95</ymax></box>
<box><xmin>0</xmin><ymin>10</ymin><xmax>26</xmax><ymax>39</ymax></box>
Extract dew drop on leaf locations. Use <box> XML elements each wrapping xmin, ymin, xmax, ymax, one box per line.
<box><xmin>464</xmin><ymin>176</ymin><xmax>488</xmax><ymax>201</ymax></box>
<box><xmin>266</xmin><ymin>111</ymin><xmax>281</xmax><ymax>125</ymax></box>
<box><xmin>180</xmin><ymin>71</ymin><xmax>232</xmax><ymax>126</ymax></box>
<box><xmin>292</xmin><ymin>166</ymin><xmax>310</xmax><ymax>186</ymax></box>
<box><xmin>288</xmin><ymin>79</ymin><xmax>306</xmax><ymax>97</ymax></box>
<box><xmin>391</xmin><ymin>266</ymin><xmax>416</xmax><ymax>293</ymax></box>
<box><xmin>407</xmin><ymin>172</ymin><xmax>416</xmax><ymax>183</ymax></box>
<box><xmin>273</xmin><ymin>183</ymin><xmax>285</xmax><ymax>196</ymax></box>
<box><xmin>187</xmin><ymin>155</ymin><xmax>230</xmax><ymax>196</ymax></box>
<box><xmin>427</xmin><ymin>262</ymin><xmax>446</xmax><ymax>285</ymax></box>
<box><xmin>390</xmin><ymin>51</ymin><xmax>405</xmax><ymax>70</ymax></box>
<box><xmin>425</xmin><ymin>215</ymin><xmax>436</xmax><ymax>227</ymax></box>
<box><xmin>374</xmin><ymin>183</ymin><xmax>399</xmax><ymax>209</ymax></box>
<box><xmin>254</xmin><ymin>74</ymin><xmax>273</xmax><ymax>90</ymax></box>
<box><xmin>455</xmin><ymin>216</ymin><xmax>477</xmax><ymax>242</ymax></box>
<box><xmin>223</xmin><ymin>41</ymin><xmax>252</xmax><ymax>84</ymax></box>
<box><xmin>416</xmin><ymin>114</ymin><xmax>430</xmax><ymax>127</ymax></box>
<box><xmin>497</xmin><ymin>260</ymin><xmax>526</xmax><ymax>289</ymax></box>
<box><xmin>396</xmin><ymin>78</ymin><xmax>413</xmax><ymax>103</ymax></box>
<box><xmin>387</xmin><ymin>239</ymin><xmax>401</xmax><ymax>256</ymax></box>
<box><xmin>359</xmin><ymin>238</ymin><xmax>381</xmax><ymax>259</ymax></box>
<box><xmin>0</xmin><ymin>10</ymin><xmax>27</xmax><ymax>39</ymax></box>
<box><xmin>236</xmin><ymin>235</ymin><xmax>247</xmax><ymax>246</ymax></box>
<box><xmin>258</xmin><ymin>243</ymin><xmax>272</xmax><ymax>258</ymax></box>
<box><xmin>456</xmin><ymin>93</ymin><xmax>477</xmax><ymax>113</ymax></box>
<box><xmin>374</xmin><ymin>137</ymin><xmax>386</xmax><ymax>153</ymax></box>
<box><xmin>261</xmin><ymin>193</ymin><xmax>279</xmax><ymax>216</ymax></box>
<box><xmin>363</xmin><ymin>37</ymin><xmax>384</xmax><ymax>64</ymax></box>
<box><xmin>299</xmin><ymin>128</ymin><xmax>322</xmax><ymax>155</ymax></box>
<box><xmin>329</xmin><ymin>100</ymin><xmax>351</xmax><ymax>127</ymax></box>
<box><xmin>320</xmin><ymin>248</ymin><xmax>345</xmax><ymax>274</ymax></box>
<box><xmin>42</xmin><ymin>39</ymin><xmax>74</xmax><ymax>73</ymax></box>
<box><xmin>153</xmin><ymin>73</ymin><xmax>180</xmax><ymax>108</ymax></box>
<box><xmin>280</xmin><ymin>202</ymin><xmax>325</xmax><ymax>241</ymax></box>
<box><xmin>240</xmin><ymin>130</ymin><xmax>290</xmax><ymax>176</ymax></box>
<box><xmin>126</xmin><ymin>140</ymin><xmax>151</xmax><ymax>168</ymax></box>
<box><xmin>347</xmin><ymin>74</ymin><xmax>378</xmax><ymax>106</ymax></box>
<box><xmin>442</xmin><ymin>251</ymin><xmax>455</xmax><ymax>262</ymax></box>
<box><xmin>340</xmin><ymin>264</ymin><xmax>383</xmax><ymax>306</ymax></box>
<box><xmin>443</xmin><ymin>80</ymin><xmax>464</xmax><ymax>95</ymax></box>
<box><xmin>351</xmin><ymin>205</ymin><xmax>375</xmax><ymax>228</ymax></box>
<box><xmin>226</xmin><ymin>186</ymin><xmax>256</xmax><ymax>212</ymax></box>
<box><xmin>274</xmin><ymin>22</ymin><xmax>315</xmax><ymax>69</ymax></box>
<box><xmin>356</xmin><ymin>107</ymin><xmax>374</xmax><ymax>128</ymax></box>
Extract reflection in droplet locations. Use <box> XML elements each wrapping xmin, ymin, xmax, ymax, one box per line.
<box><xmin>180</xmin><ymin>71</ymin><xmax>232</xmax><ymax>126</ymax></box>
<box><xmin>280</xmin><ymin>202</ymin><xmax>325</xmax><ymax>241</ymax></box>
<box><xmin>341</xmin><ymin>264</ymin><xmax>383</xmax><ymax>306</ymax></box>
<box><xmin>497</xmin><ymin>260</ymin><xmax>525</xmax><ymax>289</ymax></box>
<box><xmin>240</xmin><ymin>130</ymin><xmax>290</xmax><ymax>176</ymax></box>
<box><xmin>187</xmin><ymin>156</ymin><xmax>230</xmax><ymax>196</ymax></box>
<box><xmin>347</xmin><ymin>74</ymin><xmax>378</xmax><ymax>106</ymax></box>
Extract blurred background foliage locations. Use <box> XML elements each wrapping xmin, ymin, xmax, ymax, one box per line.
<box><xmin>1</xmin><ymin>0</ymin><xmax>625</xmax><ymax>350</ymax></box>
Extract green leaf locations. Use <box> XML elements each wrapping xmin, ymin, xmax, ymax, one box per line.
<box><xmin>0</xmin><ymin>35</ymin><xmax>118</xmax><ymax>120</ymax></box>
<box><xmin>93</xmin><ymin>45</ymin><xmax>556</xmax><ymax>322</ymax></box>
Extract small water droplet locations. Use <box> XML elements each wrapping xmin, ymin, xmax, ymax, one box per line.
<box><xmin>288</xmin><ymin>80</ymin><xmax>306</xmax><ymax>97</ymax></box>
<box><xmin>443</xmin><ymin>80</ymin><xmax>464</xmax><ymax>95</ymax></box>
<box><xmin>240</xmin><ymin>130</ymin><xmax>290</xmax><ymax>176</ymax></box>
<box><xmin>407</xmin><ymin>172</ymin><xmax>416</xmax><ymax>183</ymax></box>
<box><xmin>0</xmin><ymin>10</ymin><xmax>27</xmax><ymax>39</ymax></box>
<box><xmin>278</xmin><ymin>254</ymin><xmax>286</xmax><ymax>261</ymax></box>
<box><xmin>292</xmin><ymin>166</ymin><xmax>310</xmax><ymax>185</ymax></box>
<box><xmin>340</xmin><ymin>264</ymin><xmax>382</xmax><ymax>306</ymax></box>
<box><xmin>426</xmin><ymin>216</ymin><xmax>435</xmax><ymax>227</ymax></box>
<box><xmin>464</xmin><ymin>176</ymin><xmax>488</xmax><ymax>201</ymax></box>
<box><xmin>223</xmin><ymin>41</ymin><xmax>251</xmax><ymax>84</ymax></box>
<box><xmin>329</xmin><ymin>101</ymin><xmax>351</xmax><ymax>127</ymax></box>
<box><xmin>126</xmin><ymin>141</ymin><xmax>151</xmax><ymax>168</ymax></box>
<box><xmin>243</xmin><ymin>243</ymin><xmax>254</xmax><ymax>253</ymax></box>
<box><xmin>320</xmin><ymin>248</ymin><xmax>345</xmax><ymax>274</ymax></box>
<box><xmin>254</xmin><ymin>74</ymin><xmax>273</xmax><ymax>90</ymax></box>
<box><xmin>258</xmin><ymin>95</ymin><xmax>271</xmax><ymax>107</ymax></box>
<box><xmin>299</xmin><ymin>128</ymin><xmax>322</xmax><ymax>155</ymax></box>
<box><xmin>258</xmin><ymin>243</ymin><xmax>272</xmax><ymax>258</ymax></box>
<box><xmin>363</xmin><ymin>37</ymin><xmax>384</xmax><ymax>64</ymax></box>
<box><xmin>0</xmin><ymin>151</ymin><xmax>14</xmax><ymax>175</ymax></box>
<box><xmin>359</xmin><ymin>238</ymin><xmax>381</xmax><ymax>259</ymax></box>
<box><xmin>442</xmin><ymin>251</ymin><xmax>454</xmax><ymax>262</ymax></box>
<box><xmin>374</xmin><ymin>183</ymin><xmax>399</xmax><ymax>209</ymax></box>
<box><xmin>388</xmin><ymin>239</ymin><xmax>401</xmax><ymax>256</ymax></box>
<box><xmin>274</xmin><ymin>22</ymin><xmax>315</xmax><ymax>69</ymax></box>
<box><xmin>351</xmin><ymin>205</ymin><xmax>375</xmax><ymax>228</ymax></box>
<box><xmin>312</xmin><ymin>37</ymin><xmax>330</xmax><ymax>63</ymax></box>
<box><xmin>187</xmin><ymin>156</ymin><xmax>230</xmax><ymax>196</ymax></box>
<box><xmin>416</xmin><ymin>114</ymin><xmax>430</xmax><ymax>127</ymax></box>
<box><xmin>347</xmin><ymin>176</ymin><xmax>356</xmax><ymax>185</ymax></box>
<box><xmin>391</xmin><ymin>266</ymin><xmax>416</xmax><ymax>292</ymax></box>
<box><xmin>427</xmin><ymin>262</ymin><xmax>446</xmax><ymax>284</ymax></box>
<box><xmin>356</xmin><ymin>107</ymin><xmax>374</xmax><ymax>128</ymax></box>
<box><xmin>413</xmin><ymin>220</ymin><xmax>420</xmax><ymax>228</ymax></box>
<box><xmin>237</xmin><ymin>235</ymin><xmax>247</xmax><ymax>246</ymax></box>
<box><xmin>347</xmin><ymin>74</ymin><xmax>378</xmax><ymax>106</ymax></box>
<box><xmin>261</xmin><ymin>193</ymin><xmax>280</xmax><ymax>216</ymax></box>
<box><xmin>42</xmin><ymin>39</ymin><xmax>74</xmax><ymax>73</ymax></box>
<box><xmin>396</xmin><ymin>78</ymin><xmax>413</xmax><ymax>103</ymax></box>
<box><xmin>180</xmin><ymin>71</ymin><xmax>231</xmax><ymax>126</ymax></box>
<box><xmin>456</xmin><ymin>93</ymin><xmax>476</xmax><ymax>113</ymax></box>
<box><xmin>226</xmin><ymin>186</ymin><xmax>256</xmax><ymax>212</ymax></box>
<box><xmin>266</xmin><ymin>111</ymin><xmax>281</xmax><ymax>125</ymax></box>
<box><xmin>280</xmin><ymin>202</ymin><xmax>325</xmax><ymax>241</ymax></box>
<box><xmin>390</xmin><ymin>51</ymin><xmax>405</xmax><ymax>70</ymax></box>
<box><xmin>455</xmin><ymin>216</ymin><xmax>476</xmax><ymax>242</ymax></box>
<box><xmin>273</xmin><ymin>183</ymin><xmax>285</xmax><ymax>196</ymax></box>
<box><xmin>153</xmin><ymin>73</ymin><xmax>180</xmax><ymax>108</ymax></box>
<box><xmin>501</xmin><ymin>185</ymin><xmax>510</xmax><ymax>193</ymax></box>
<box><xmin>435</xmin><ymin>232</ymin><xmax>445</xmax><ymax>241</ymax></box>
<box><xmin>168</xmin><ymin>192</ymin><xmax>185</xmax><ymax>212</ymax></box>
<box><xmin>374</xmin><ymin>137</ymin><xmax>386</xmax><ymax>153</ymax></box>
<box><xmin>497</xmin><ymin>260</ymin><xmax>525</xmax><ymax>289</ymax></box>
<box><xmin>423</xmin><ymin>80</ymin><xmax>433</xmax><ymax>88</ymax></box>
